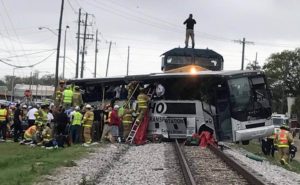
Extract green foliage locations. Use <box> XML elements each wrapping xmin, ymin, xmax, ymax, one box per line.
<box><xmin>263</xmin><ymin>48</ymin><xmax>300</xmax><ymax>113</ymax></box>
<box><xmin>0</xmin><ymin>143</ymin><xmax>87</xmax><ymax>185</ymax></box>
<box><xmin>246</xmin><ymin>60</ymin><xmax>261</xmax><ymax>70</ymax></box>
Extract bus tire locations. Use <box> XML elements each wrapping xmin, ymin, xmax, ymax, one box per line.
<box><xmin>242</xmin><ymin>140</ymin><xmax>250</xmax><ymax>145</ymax></box>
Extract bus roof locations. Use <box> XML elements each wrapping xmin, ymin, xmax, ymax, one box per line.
<box><xmin>68</xmin><ymin>70</ymin><xmax>264</xmax><ymax>85</ymax></box>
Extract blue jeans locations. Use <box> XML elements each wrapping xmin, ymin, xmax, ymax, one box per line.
<box><xmin>71</xmin><ymin>125</ymin><xmax>80</xmax><ymax>144</ymax></box>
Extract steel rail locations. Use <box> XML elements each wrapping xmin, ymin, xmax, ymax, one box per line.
<box><xmin>174</xmin><ymin>139</ymin><xmax>196</xmax><ymax>185</ymax></box>
<box><xmin>208</xmin><ymin>144</ymin><xmax>266</xmax><ymax>185</ymax></box>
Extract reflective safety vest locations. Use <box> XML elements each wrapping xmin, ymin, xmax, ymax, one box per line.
<box><xmin>0</xmin><ymin>108</ymin><xmax>7</xmax><ymax>121</ymax></box>
<box><xmin>24</xmin><ymin>125</ymin><xmax>37</xmax><ymax>140</ymax></box>
<box><xmin>276</xmin><ymin>129</ymin><xmax>289</xmax><ymax>148</ymax></box>
<box><xmin>72</xmin><ymin>111</ymin><xmax>83</xmax><ymax>126</ymax></box>
<box><xmin>83</xmin><ymin>111</ymin><xmax>94</xmax><ymax>127</ymax></box>
<box><xmin>63</xmin><ymin>89</ymin><xmax>73</xmax><ymax>103</ymax></box>
<box><xmin>137</xmin><ymin>93</ymin><xmax>149</xmax><ymax>109</ymax></box>
<box><xmin>122</xmin><ymin>113</ymin><xmax>133</xmax><ymax>125</ymax></box>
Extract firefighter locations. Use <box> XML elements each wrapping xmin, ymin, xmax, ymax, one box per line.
<box><xmin>23</xmin><ymin>124</ymin><xmax>37</xmax><ymax>143</ymax></box>
<box><xmin>82</xmin><ymin>104</ymin><xmax>94</xmax><ymax>146</ymax></box>
<box><xmin>136</xmin><ymin>87</ymin><xmax>150</xmax><ymax>124</ymax></box>
<box><xmin>63</xmin><ymin>85</ymin><xmax>73</xmax><ymax>109</ymax></box>
<box><xmin>126</xmin><ymin>81</ymin><xmax>139</xmax><ymax>100</ymax></box>
<box><xmin>55</xmin><ymin>80</ymin><xmax>65</xmax><ymax>107</ymax></box>
<box><xmin>122</xmin><ymin>104</ymin><xmax>134</xmax><ymax>139</ymax></box>
<box><xmin>72</xmin><ymin>86</ymin><xmax>83</xmax><ymax>107</ymax></box>
<box><xmin>274</xmin><ymin>124</ymin><xmax>294</xmax><ymax>165</ymax></box>
<box><xmin>0</xmin><ymin>104</ymin><xmax>8</xmax><ymax>141</ymax></box>
<box><xmin>70</xmin><ymin>106</ymin><xmax>83</xmax><ymax>144</ymax></box>
<box><xmin>41</xmin><ymin>123</ymin><xmax>54</xmax><ymax>147</ymax></box>
<box><xmin>36</xmin><ymin>103</ymin><xmax>49</xmax><ymax>126</ymax></box>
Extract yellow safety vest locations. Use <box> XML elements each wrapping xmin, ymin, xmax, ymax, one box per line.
<box><xmin>63</xmin><ymin>89</ymin><xmax>73</xmax><ymax>103</ymax></box>
<box><xmin>42</xmin><ymin>126</ymin><xmax>52</xmax><ymax>142</ymax></box>
<box><xmin>83</xmin><ymin>111</ymin><xmax>94</xmax><ymax>127</ymax></box>
<box><xmin>137</xmin><ymin>93</ymin><xmax>149</xmax><ymax>109</ymax></box>
<box><xmin>72</xmin><ymin>111</ymin><xmax>83</xmax><ymax>125</ymax></box>
<box><xmin>0</xmin><ymin>109</ymin><xmax>7</xmax><ymax>121</ymax></box>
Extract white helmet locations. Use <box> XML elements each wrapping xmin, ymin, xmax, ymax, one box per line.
<box><xmin>85</xmin><ymin>104</ymin><xmax>92</xmax><ymax>109</ymax></box>
<box><xmin>75</xmin><ymin>106</ymin><xmax>80</xmax><ymax>110</ymax></box>
<box><xmin>22</xmin><ymin>105</ymin><xmax>27</xmax><ymax>109</ymax></box>
<box><xmin>114</xmin><ymin>105</ymin><xmax>120</xmax><ymax>109</ymax></box>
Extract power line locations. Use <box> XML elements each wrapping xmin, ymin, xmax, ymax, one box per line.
<box><xmin>0</xmin><ymin>51</ymin><xmax>56</xmax><ymax>68</ymax></box>
<box><xmin>5</xmin><ymin>48</ymin><xmax>56</xmax><ymax>59</ymax></box>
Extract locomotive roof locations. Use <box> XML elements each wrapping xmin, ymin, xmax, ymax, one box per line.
<box><xmin>161</xmin><ymin>48</ymin><xmax>224</xmax><ymax>61</ymax></box>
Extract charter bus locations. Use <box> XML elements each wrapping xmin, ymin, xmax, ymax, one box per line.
<box><xmin>68</xmin><ymin>69</ymin><xmax>273</xmax><ymax>144</ymax></box>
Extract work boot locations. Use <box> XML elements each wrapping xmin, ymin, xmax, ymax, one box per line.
<box><xmin>280</xmin><ymin>159</ymin><xmax>285</xmax><ymax>165</ymax></box>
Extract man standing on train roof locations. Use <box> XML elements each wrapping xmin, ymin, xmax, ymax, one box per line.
<box><xmin>183</xmin><ymin>14</ymin><xmax>196</xmax><ymax>48</ymax></box>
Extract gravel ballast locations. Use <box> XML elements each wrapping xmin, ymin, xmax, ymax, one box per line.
<box><xmin>97</xmin><ymin>143</ymin><xmax>169</xmax><ymax>185</ymax></box>
<box><xmin>36</xmin><ymin>144</ymin><xmax>128</xmax><ymax>185</ymax></box>
<box><xmin>225</xmin><ymin>148</ymin><xmax>300</xmax><ymax>185</ymax></box>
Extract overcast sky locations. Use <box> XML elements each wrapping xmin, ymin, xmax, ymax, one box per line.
<box><xmin>0</xmin><ymin>0</ymin><xmax>299</xmax><ymax>81</ymax></box>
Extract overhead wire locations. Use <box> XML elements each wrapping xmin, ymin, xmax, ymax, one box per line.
<box><xmin>0</xmin><ymin>50</ymin><xmax>56</xmax><ymax>68</ymax></box>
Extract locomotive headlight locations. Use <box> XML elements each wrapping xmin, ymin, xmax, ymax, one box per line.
<box><xmin>190</xmin><ymin>66</ymin><xmax>197</xmax><ymax>74</ymax></box>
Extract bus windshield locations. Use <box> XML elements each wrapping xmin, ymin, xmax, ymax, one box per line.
<box><xmin>228</xmin><ymin>76</ymin><xmax>272</xmax><ymax>121</ymax></box>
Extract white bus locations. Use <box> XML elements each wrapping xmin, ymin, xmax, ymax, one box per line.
<box><xmin>69</xmin><ymin>69</ymin><xmax>273</xmax><ymax>144</ymax></box>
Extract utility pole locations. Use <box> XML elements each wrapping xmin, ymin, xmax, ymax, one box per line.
<box><xmin>105</xmin><ymin>41</ymin><xmax>112</xmax><ymax>77</ymax></box>
<box><xmin>62</xmin><ymin>25</ymin><xmax>69</xmax><ymax>79</ymax></box>
<box><xmin>126</xmin><ymin>46</ymin><xmax>130</xmax><ymax>76</ymax></box>
<box><xmin>254</xmin><ymin>52</ymin><xmax>258</xmax><ymax>70</ymax></box>
<box><xmin>80</xmin><ymin>13</ymin><xmax>88</xmax><ymax>78</ymax></box>
<box><xmin>76</xmin><ymin>8</ymin><xmax>81</xmax><ymax>78</ymax></box>
<box><xmin>55</xmin><ymin>0</ymin><xmax>64</xmax><ymax>94</ymax></box>
<box><xmin>233</xmin><ymin>37</ymin><xmax>254</xmax><ymax>70</ymax></box>
<box><xmin>94</xmin><ymin>29</ymin><xmax>99</xmax><ymax>78</ymax></box>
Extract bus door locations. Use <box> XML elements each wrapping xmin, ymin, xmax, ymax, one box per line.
<box><xmin>215</xmin><ymin>86</ymin><xmax>232</xmax><ymax>141</ymax></box>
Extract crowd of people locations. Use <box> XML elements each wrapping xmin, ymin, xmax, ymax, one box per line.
<box><xmin>0</xmin><ymin>80</ymin><xmax>164</xmax><ymax>149</ymax></box>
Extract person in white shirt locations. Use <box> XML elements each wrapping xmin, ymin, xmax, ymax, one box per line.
<box><xmin>26</xmin><ymin>106</ymin><xmax>38</xmax><ymax>127</ymax></box>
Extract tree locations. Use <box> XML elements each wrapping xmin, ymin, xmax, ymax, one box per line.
<box><xmin>246</xmin><ymin>60</ymin><xmax>261</xmax><ymax>70</ymax></box>
<box><xmin>263</xmin><ymin>48</ymin><xmax>300</xmax><ymax>113</ymax></box>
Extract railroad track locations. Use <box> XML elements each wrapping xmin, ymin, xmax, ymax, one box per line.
<box><xmin>174</xmin><ymin>139</ymin><xmax>266</xmax><ymax>185</ymax></box>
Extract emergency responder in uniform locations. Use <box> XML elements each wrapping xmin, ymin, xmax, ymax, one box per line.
<box><xmin>126</xmin><ymin>81</ymin><xmax>139</xmax><ymax>100</ymax></box>
<box><xmin>55</xmin><ymin>80</ymin><xmax>65</xmax><ymax>107</ymax></box>
<box><xmin>41</xmin><ymin>124</ymin><xmax>54</xmax><ymax>147</ymax></box>
<box><xmin>0</xmin><ymin>104</ymin><xmax>8</xmax><ymax>141</ymax></box>
<box><xmin>136</xmin><ymin>87</ymin><xmax>150</xmax><ymax>124</ymax></box>
<box><xmin>82</xmin><ymin>104</ymin><xmax>94</xmax><ymax>146</ymax></box>
<box><xmin>23</xmin><ymin>124</ymin><xmax>38</xmax><ymax>143</ymax></box>
<box><xmin>122</xmin><ymin>104</ymin><xmax>134</xmax><ymax>139</ymax></box>
<box><xmin>63</xmin><ymin>85</ymin><xmax>73</xmax><ymax>109</ymax></box>
<box><xmin>36</xmin><ymin>103</ymin><xmax>49</xmax><ymax>126</ymax></box>
<box><xmin>70</xmin><ymin>106</ymin><xmax>83</xmax><ymax>144</ymax></box>
<box><xmin>72</xmin><ymin>86</ymin><xmax>83</xmax><ymax>107</ymax></box>
<box><xmin>275</xmin><ymin>124</ymin><xmax>294</xmax><ymax>165</ymax></box>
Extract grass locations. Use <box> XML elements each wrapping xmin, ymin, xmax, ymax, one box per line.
<box><xmin>0</xmin><ymin>142</ymin><xmax>89</xmax><ymax>185</ymax></box>
<box><xmin>235</xmin><ymin>140</ymin><xmax>300</xmax><ymax>173</ymax></box>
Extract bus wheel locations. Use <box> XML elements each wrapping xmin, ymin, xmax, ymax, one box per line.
<box><xmin>242</xmin><ymin>140</ymin><xmax>249</xmax><ymax>145</ymax></box>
